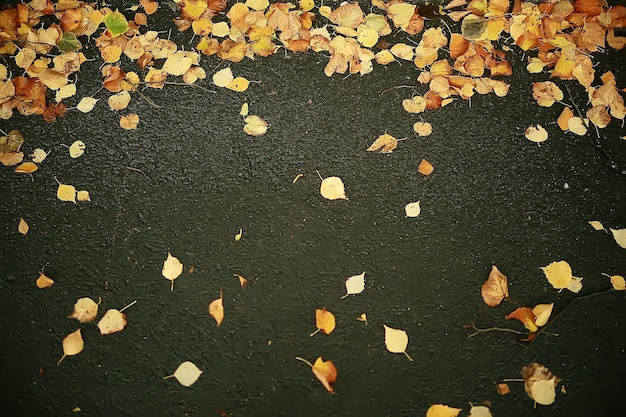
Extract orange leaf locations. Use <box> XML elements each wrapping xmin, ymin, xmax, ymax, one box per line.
<box><xmin>418</xmin><ymin>158</ymin><xmax>434</xmax><ymax>176</ymax></box>
<box><xmin>481</xmin><ymin>265</ymin><xmax>509</xmax><ymax>306</ymax></box>
<box><xmin>311</xmin><ymin>308</ymin><xmax>336</xmax><ymax>336</ymax></box>
<box><xmin>312</xmin><ymin>357</ymin><xmax>337</xmax><ymax>393</ymax></box>
<box><xmin>209</xmin><ymin>289</ymin><xmax>224</xmax><ymax>326</ymax></box>
<box><xmin>557</xmin><ymin>107</ymin><xmax>575</xmax><ymax>131</ymax></box>
<box><xmin>505</xmin><ymin>307</ymin><xmax>538</xmax><ymax>332</ymax></box>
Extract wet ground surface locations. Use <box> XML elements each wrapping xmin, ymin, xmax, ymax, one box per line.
<box><xmin>1</xmin><ymin>1</ymin><xmax>626</xmax><ymax>416</ymax></box>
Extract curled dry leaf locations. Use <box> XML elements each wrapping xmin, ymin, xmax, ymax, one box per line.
<box><xmin>532</xmin><ymin>303</ymin><xmax>554</xmax><ymax>327</ymax></box>
<box><xmin>162</xmin><ymin>252</ymin><xmax>183</xmax><ymax>291</ymax></box>
<box><xmin>341</xmin><ymin>271</ymin><xmax>365</xmax><ymax>299</ymax></box>
<box><xmin>481</xmin><ymin>265</ymin><xmax>509</xmax><ymax>307</ymax></box>
<box><xmin>120</xmin><ymin>113</ymin><xmax>140</xmax><ymax>130</ymax></box>
<box><xmin>234</xmin><ymin>273</ymin><xmax>247</xmax><ymax>287</ymax></box>
<box><xmin>243</xmin><ymin>115</ymin><xmax>269</xmax><ymax>136</ymax></box>
<box><xmin>310</xmin><ymin>308</ymin><xmax>336</xmax><ymax>336</ymax></box>
<box><xmin>209</xmin><ymin>289</ymin><xmax>224</xmax><ymax>326</ymax></box>
<box><xmin>357</xmin><ymin>313</ymin><xmax>368</xmax><ymax>325</ymax></box>
<box><xmin>57</xmin><ymin>329</ymin><xmax>84</xmax><ymax>365</ymax></box>
<box><xmin>522</xmin><ymin>362</ymin><xmax>561</xmax><ymax>406</ymax></box>
<box><xmin>404</xmin><ymin>201</ymin><xmax>421</xmax><ymax>218</ymax></box>
<box><xmin>68</xmin><ymin>297</ymin><xmax>100</xmax><ymax>323</ymax></box>
<box><xmin>163</xmin><ymin>361</ymin><xmax>203</xmax><ymax>387</ymax></box>
<box><xmin>320</xmin><ymin>176</ymin><xmax>347</xmax><ymax>200</ymax></box>
<box><xmin>15</xmin><ymin>162</ymin><xmax>38</xmax><ymax>173</ymax></box>
<box><xmin>426</xmin><ymin>403</ymin><xmax>462</xmax><ymax>417</ymax></box>
<box><xmin>532</xmin><ymin>81</ymin><xmax>564</xmax><ymax>107</ymax></box>
<box><xmin>383</xmin><ymin>324</ymin><xmax>413</xmax><ymax>361</ymax></box>
<box><xmin>36</xmin><ymin>270</ymin><xmax>54</xmax><ymax>288</ymax></box>
<box><xmin>18</xmin><ymin>218</ymin><xmax>29</xmax><ymax>236</ymax></box>
<box><xmin>541</xmin><ymin>260</ymin><xmax>572</xmax><ymax>289</ymax></box>
<box><xmin>234</xmin><ymin>227</ymin><xmax>243</xmax><ymax>241</ymax></box>
<box><xmin>296</xmin><ymin>356</ymin><xmax>337</xmax><ymax>393</ymax></box>
<box><xmin>505</xmin><ymin>307</ymin><xmax>538</xmax><ymax>332</ymax></box>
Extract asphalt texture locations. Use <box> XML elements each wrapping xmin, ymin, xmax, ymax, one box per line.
<box><xmin>1</xmin><ymin>1</ymin><xmax>625</xmax><ymax>416</ymax></box>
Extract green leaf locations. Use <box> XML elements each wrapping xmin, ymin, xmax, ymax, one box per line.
<box><xmin>104</xmin><ymin>11</ymin><xmax>129</xmax><ymax>37</ymax></box>
<box><xmin>56</xmin><ymin>32</ymin><xmax>82</xmax><ymax>53</ymax></box>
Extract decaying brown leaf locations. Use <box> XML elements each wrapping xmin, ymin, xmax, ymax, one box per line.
<box><xmin>481</xmin><ymin>265</ymin><xmax>509</xmax><ymax>307</ymax></box>
<box><xmin>522</xmin><ymin>362</ymin><xmax>561</xmax><ymax>406</ymax></box>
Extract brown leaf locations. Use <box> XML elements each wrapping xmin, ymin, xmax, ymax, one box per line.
<box><xmin>480</xmin><ymin>265</ymin><xmax>509</xmax><ymax>306</ymax></box>
<box><xmin>505</xmin><ymin>307</ymin><xmax>538</xmax><ymax>332</ymax></box>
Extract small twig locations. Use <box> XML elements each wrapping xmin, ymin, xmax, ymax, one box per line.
<box><xmin>126</xmin><ymin>166</ymin><xmax>153</xmax><ymax>181</ymax></box>
<box><xmin>380</xmin><ymin>85</ymin><xmax>418</xmax><ymax>96</ymax></box>
<box><xmin>467</xmin><ymin>324</ymin><xmax>528</xmax><ymax>338</ymax></box>
<box><xmin>119</xmin><ymin>299</ymin><xmax>137</xmax><ymax>312</ymax></box>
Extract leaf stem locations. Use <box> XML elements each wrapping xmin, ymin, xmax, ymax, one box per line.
<box><xmin>309</xmin><ymin>328</ymin><xmax>320</xmax><ymax>337</ymax></box>
<box><xmin>162</xmin><ymin>374</ymin><xmax>175</xmax><ymax>380</ymax></box>
<box><xmin>295</xmin><ymin>356</ymin><xmax>313</xmax><ymax>368</ymax></box>
<box><xmin>119</xmin><ymin>299</ymin><xmax>137</xmax><ymax>313</ymax></box>
<box><xmin>403</xmin><ymin>351</ymin><xmax>414</xmax><ymax>362</ymax></box>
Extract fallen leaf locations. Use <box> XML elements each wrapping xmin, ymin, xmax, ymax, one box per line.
<box><xmin>77</xmin><ymin>190</ymin><xmax>91</xmax><ymax>202</ymax></box>
<box><xmin>76</xmin><ymin>97</ymin><xmax>99</xmax><ymax>113</ymax></box>
<box><xmin>108</xmin><ymin>91</ymin><xmax>131</xmax><ymax>110</ymax></box>
<box><xmin>18</xmin><ymin>218</ymin><xmax>29</xmax><ymax>236</ymax></box>
<box><xmin>341</xmin><ymin>271</ymin><xmax>365</xmax><ymax>299</ymax></box>
<box><xmin>532</xmin><ymin>81</ymin><xmax>564</xmax><ymax>107</ymax></box>
<box><xmin>234</xmin><ymin>227</ymin><xmax>243</xmax><ymax>241</ymax></box>
<box><xmin>525</xmin><ymin>125</ymin><xmax>548</xmax><ymax>143</ymax></box>
<box><xmin>234</xmin><ymin>273</ymin><xmax>247</xmax><ymax>287</ymax></box>
<box><xmin>532</xmin><ymin>303</ymin><xmax>554</xmax><ymax>327</ymax></box>
<box><xmin>505</xmin><ymin>307</ymin><xmax>538</xmax><ymax>332</ymax></box>
<box><xmin>310</xmin><ymin>308</ymin><xmax>336</xmax><ymax>336</ymax></box>
<box><xmin>468</xmin><ymin>405</ymin><xmax>492</xmax><ymax>417</ymax></box>
<box><xmin>296</xmin><ymin>356</ymin><xmax>337</xmax><ymax>393</ymax></box>
<box><xmin>602</xmin><ymin>273</ymin><xmax>625</xmax><ymax>290</ymax></box>
<box><xmin>610</xmin><ymin>228</ymin><xmax>626</xmax><ymax>248</ymax></box>
<box><xmin>57</xmin><ymin>329</ymin><xmax>84</xmax><ymax>365</ymax></box>
<box><xmin>426</xmin><ymin>404</ymin><xmax>461</xmax><ymax>417</ymax></box>
<box><xmin>97</xmin><ymin>309</ymin><xmax>127</xmax><ymax>335</ymax></box>
<box><xmin>567</xmin><ymin>276</ymin><xmax>583</xmax><ymax>293</ymax></box>
<box><xmin>104</xmin><ymin>10</ymin><xmax>129</xmax><ymax>37</ymax></box>
<box><xmin>36</xmin><ymin>269</ymin><xmax>54</xmax><ymax>288</ymax></box>
<box><xmin>240</xmin><ymin>102</ymin><xmax>249</xmax><ymax>116</ymax></box>
<box><xmin>481</xmin><ymin>265</ymin><xmax>509</xmax><ymax>307</ymax></box>
<box><xmin>69</xmin><ymin>140</ymin><xmax>86</xmax><ymax>158</ymax></box>
<box><xmin>320</xmin><ymin>175</ymin><xmax>347</xmax><ymax>200</ymax></box>
<box><xmin>120</xmin><ymin>113</ymin><xmax>139</xmax><ymax>130</ymax></box>
<box><xmin>383</xmin><ymin>324</ymin><xmax>413</xmax><ymax>361</ymax></box>
<box><xmin>30</xmin><ymin>149</ymin><xmax>50</xmax><ymax>163</ymax></box>
<box><xmin>68</xmin><ymin>297</ymin><xmax>100</xmax><ymax>323</ymax></box>
<box><xmin>357</xmin><ymin>313</ymin><xmax>368</xmax><ymax>325</ymax></box>
<box><xmin>213</xmin><ymin>67</ymin><xmax>234</xmax><ymax>87</ymax></box>
<box><xmin>243</xmin><ymin>115</ymin><xmax>269</xmax><ymax>136</ymax></box>
<box><xmin>413</xmin><ymin>122</ymin><xmax>433</xmax><ymax>136</ymax></box>
<box><xmin>404</xmin><ymin>201</ymin><xmax>421</xmax><ymax>218</ymax></box>
<box><xmin>15</xmin><ymin>162</ymin><xmax>38</xmax><ymax>174</ymax></box>
<box><xmin>588</xmin><ymin>220</ymin><xmax>606</xmax><ymax>231</ymax></box>
<box><xmin>162</xmin><ymin>252</ymin><xmax>183</xmax><ymax>291</ymax></box>
<box><xmin>163</xmin><ymin>361</ymin><xmax>203</xmax><ymax>387</ymax></box>
<box><xmin>367</xmin><ymin>133</ymin><xmax>398</xmax><ymax>153</ymax></box>
<box><xmin>418</xmin><ymin>158</ymin><xmax>434</xmax><ymax>175</ymax></box>
<box><xmin>541</xmin><ymin>260</ymin><xmax>573</xmax><ymax>289</ymax></box>
<box><xmin>226</xmin><ymin>76</ymin><xmax>250</xmax><ymax>92</ymax></box>
<box><xmin>496</xmin><ymin>382</ymin><xmax>510</xmax><ymax>395</ymax></box>
<box><xmin>522</xmin><ymin>362</ymin><xmax>561</xmax><ymax>405</ymax></box>
<box><xmin>209</xmin><ymin>289</ymin><xmax>224</xmax><ymax>326</ymax></box>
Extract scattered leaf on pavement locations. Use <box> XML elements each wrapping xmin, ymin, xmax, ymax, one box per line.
<box><xmin>383</xmin><ymin>324</ymin><xmax>413</xmax><ymax>361</ymax></box>
<box><xmin>310</xmin><ymin>308</ymin><xmax>336</xmax><ymax>336</ymax></box>
<box><xmin>209</xmin><ymin>289</ymin><xmax>224</xmax><ymax>326</ymax></box>
<box><xmin>296</xmin><ymin>356</ymin><xmax>337</xmax><ymax>393</ymax></box>
<box><xmin>163</xmin><ymin>361</ymin><xmax>203</xmax><ymax>387</ymax></box>
<box><xmin>162</xmin><ymin>252</ymin><xmax>183</xmax><ymax>291</ymax></box>
<box><xmin>341</xmin><ymin>271</ymin><xmax>365</xmax><ymax>299</ymax></box>
<box><xmin>57</xmin><ymin>329</ymin><xmax>84</xmax><ymax>365</ymax></box>
<box><xmin>481</xmin><ymin>265</ymin><xmax>509</xmax><ymax>307</ymax></box>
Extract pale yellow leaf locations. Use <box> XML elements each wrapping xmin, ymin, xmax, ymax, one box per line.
<box><xmin>541</xmin><ymin>260</ymin><xmax>572</xmax><ymax>289</ymax></box>
<box><xmin>226</xmin><ymin>76</ymin><xmax>249</xmax><ymax>92</ymax></box>
<box><xmin>30</xmin><ymin>149</ymin><xmax>50</xmax><ymax>163</ymax></box>
<box><xmin>213</xmin><ymin>67</ymin><xmax>234</xmax><ymax>87</ymax></box>
<box><xmin>77</xmin><ymin>190</ymin><xmax>91</xmax><ymax>202</ymax></box>
<box><xmin>525</xmin><ymin>125</ymin><xmax>548</xmax><ymax>143</ymax></box>
<box><xmin>383</xmin><ymin>324</ymin><xmax>413</xmax><ymax>361</ymax></box>
<box><xmin>209</xmin><ymin>289</ymin><xmax>224</xmax><ymax>326</ymax></box>
<box><xmin>342</xmin><ymin>271</ymin><xmax>365</xmax><ymax>299</ymax></box>
<box><xmin>426</xmin><ymin>404</ymin><xmax>462</xmax><ymax>417</ymax></box>
<box><xmin>404</xmin><ymin>201</ymin><xmax>421</xmax><ymax>218</ymax></box>
<box><xmin>165</xmin><ymin>361</ymin><xmax>203</xmax><ymax>387</ymax></box>
<box><xmin>588</xmin><ymin>220</ymin><xmax>606</xmax><ymax>231</ymax></box>
<box><xmin>57</xmin><ymin>183</ymin><xmax>76</xmax><ymax>203</ymax></box>
<box><xmin>240</xmin><ymin>102</ymin><xmax>249</xmax><ymax>116</ymax></box>
<box><xmin>108</xmin><ymin>91</ymin><xmax>131</xmax><ymax>110</ymax></box>
<box><xmin>18</xmin><ymin>218</ymin><xmax>29</xmax><ymax>235</ymax></box>
<box><xmin>610</xmin><ymin>228</ymin><xmax>626</xmax><ymax>248</ymax></box>
<box><xmin>532</xmin><ymin>303</ymin><xmax>553</xmax><ymax>327</ymax></box>
<box><xmin>76</xmin><ymin>97</ymin><xmax>99</xmax><ymax>113</ymax></box>
<box><xmin>320</xmin><ymin>176</ymin><xmax>347</xmax><ymax>200</ymax></box>
<box><xmin>243</xmin><ymin>115</ymin><xmax>269</xmax><ymax>136</ymax></box>
<box><xmin>162</xmin><ymin>252</ymin><xmax>183</xmax><ymax>290</ymax></box>
<box><xmin>69</xmin><ymin>140</ymin><xmax>86</xmax><ymax>158</ymax></box>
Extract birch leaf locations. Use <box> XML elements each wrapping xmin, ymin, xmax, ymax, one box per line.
<box><xmin>36</xmin><ymin>270</ymin><xmax>54</xmax><ymax>288</ymax></box>
<box><xmin>162</xmin><ymin>252</ymin><xmax>183</xmax><ymax>291</ymax></box>
<box><xmin>604</xmin><ymin>273</ymin><xmax>625</xmax><ymax>290</ymax></box>
<box><xmin>481</xmin><ymin>265</ymin><xmax>509</xmax><ymax>307</ymax></box>
<box><xmin>541</xmin><ymin>260</ymin><xmax>572</xmax><ymax>289</ymax></box>
<box><xmin>468</xmin><ymin>405</ymin><xmax>492</xmax><ymax>417</ymax></box>
<box><xmin>243</xmin><ymin>115</ymin><xmax>269</xmax><ymax>136</ymax></box>
<box><xmin>532</xmin><ymin>303</ymin><xmax>554</xmax><ymax>327</ymax></box>
<box><xmin>426</xmin><ymin>404</ymin><xmax>462</xmax><ymax>417</ymax></box>
<box><xmin>77</xmin><ymin>190</ymin><xmax>91</xmax><ymax>202</ymax></box>
<box><xmin>588</xmin><ymin>220</ymin><xmax>606</xmax><ymax>231</ymax></box>
<box><xmin>97</xmin><ymin>309</ymin><xmax>128</xmax><ymax>335</ymax></box>
<box><xmin>30</xmin><ymin>149</ymin><xmax>49</xmax><ymax>163</ymax></box>
<box><xmin>522</xmin><ymin>362</ymin><xmax>561</xmax><ymax>405</ymax></box>
<box><xmin>525</xmin><ymin>125</ymin><xmax>548</xmax><ymax>143</ymax></box>
<box><xmin>341</xmin><ymin>271</ymin><xmax>365</xmax><ymax>299</ymax></box>
<box><xmin>404</xmin><ymin>201</ymin><xmax>421</xmax><ymax>218</ymax></box>
<box><xmin>295</xmin><ymin>356</ymin><xmax>337</xmax><ymax>393</ymax></box>
<box><xmin>68</xmin><ymin>297</ymin><xmax>100</xmax><ymax>323</ymax></box>
<box><xmin>57</xmin><ymin>182</ymin><xmax>76</xmax><ymax>203</ymax></box>
<box><xmin>367</xmin><ymin>133</ymin><xmax>398</xmax><ymax>153</ymax></box>
<box><xmin>15</xmin><ymin>162</ymin><xmax>38</xmax><ymax>173</ymax></box>
<box><xmin>57</xmin><ymin>329</ymin><xmax>84</xmax><ymax>365</ymax></box>
<box><xmin>76</xmin><ymin>97</ymin><xmax>99</xmax><ymax>113</ymax></box>
<box><xmin>610</xmin><ymin>228</ymin><xmax>626</xmax><ymax>248</ymax></box>
<box><xmin>320</xmin><ymin>176</ymin><xmax>347</xmax><ymax>200</ymax></box>
<box><xmin>69</xmin><ymin>140</ymin><xmax>86</xmax><ymax>158</ymax></box>
<box><xmin>164</xmin><ymin>361</ymin><xmax>203</xmax><ymax>387</ymax></box>
<box><xmin>310</xmin><ymin>308</ymin><xmax>336</xmax><ymax>336</ymax></box>
<box><xmin>383</xmin><ymin>324</ymin><xmax>413</xmax><ymax>361</ymax></box>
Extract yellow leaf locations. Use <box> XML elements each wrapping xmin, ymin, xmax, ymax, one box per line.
<box><xmin>481</xmin><ymin>265</ymin><xmax>509</xmax><ymax>307</ymax></box>
<box><xmin>357</xmin><ymin>25</ymin><xmax>378</xmax><ymax>48</ymax></box>
<box><xmin>164</xmin><ymin>361</ymin><xmax>203</xmax><ymax>387</ymax></box>
<box><xmin>310</xmin><ymin>308</ymin><xmax>336</xmax><ymax>336</ymax></box>
<box><xmin>162</xmin><ymin>51</ymin><xmax>198</xmax><ymax>76</ymax></box>
<box><xmin>522</xmin><ymin>363</ymin><xmax>560</xmax><ymax>405</ymax></box>
<box><xmin>212</xmin><ymin>21</ymin><xmax>230</xmax><ymax>37</ymax></box>
<box><xmin>383</xmin><ymin>324</ymin><xmax>413</xmax><ymax>361</ymax></box>
<box><xmin>299</xmin><ymin>0</ymin><xmax>315</xmax><ymax>12</ymax></box>
<box><xmin>418</xmin><ymin>158</ymin><xmax>434</xmax><ymax>175</ymax></box>
<box><xmin>367</xmin><ymin>133</ymin><xmax>398</xmax><ymax>154</ymax></box>
<box><xmin>97</xmin><ymin>308</ymin><xmax>128</xmax><ymax>335</ymax></box>
<box><xmin>320</xmin><ymin>176</ymin><xmax>347</xmax><ymax>200</ymax></box>
<box><xmin>588</xmin><ymin>220</ymin><xmax>606</xmax><ymax>231</ymax></box>
<box><xmin>532</xmin><ymin>303</ymin><xmax>554</xmax><ymax>327</ymax></box>
<box><xmin>402</xmin><ymin>96</ymin><xmax>426</xmax><ymax>113</ymax></box>
<box><xmin>162</xmin><ymin>252</ymin><xmax>183</xmax><ymax>290</ymax></box>
<box><xmin>55</xmin><ymin>83</ymin><xmax>76</xmax><ymax>102</ymax></box>
<box><xmin>426</xmin><ymin>404</ymin><xmax>462</xmax><ymax>417</ymax></box>
<box><xmin>234</xmin><ymin>273</ymin><xmax>247</xmax><ymax>287</ymax></box>
<box><xmin>390</xmin><ymin>43</ymin><xmax>414</xmax><ymax>60</ymax></box>
<box><xmin>57</xmin><ymin>183</ymin><xmax>76</xmax><ymax>203</ymax></box>
<box><xmin>234</xmin><ymin>227</ymin><xmax>243</xmax><ymax>241</ymax></box>
<box><xmin>68</xmin><ymin>297</ymin><xmax>100</xmax><ymax>323</ymax></box>
<box><xmin>30</xmin><ymin>149</ymin><xmax>50</xmax><ymax>163</ymax></box>
<box><xmin>76</xmin><ymin>97</ymin><xmax>99</xmax><ymax>113</ymax></box>
<box><xmin>213</xmin><ymin>67</ymin><xmax>234</xmax><ymax>87</ymax></box>
<box><xmin>69</xmin><ymin>140</ymin><xmax>86</xmax><ymax>158</ymax></box>
<box><xmin>108</xmin><ymin>91</ymin><xmax>131</xmax><ymax>110</ymax></box>
<box><xmin>342</xmin><ymin>271</ymin><xmax>366</xmax><ymax>298</ymax></box>
<box><xmin>603</xmin><ymin>273</ymin><xmax>625</xmax><ymax>290</ymax></box>
<box><xmin>404</xmin><ymin>201</ymin><xmax>421</xmax><ymax>218</ymax></box>
<box><xmin>240</xmin><ymin>102</ymin><xmax>249</xmax><ymax>116</ymax></box>
<box><xmin>18</xmin><ymin>218</ymin><xmax>29</xmax><ymax>235</ymax></box>
<box><xmin>36</xmin><ymin>270</ymin><xmax>54</xmax><ymax>288</ymax></box>
<box><xmin>357</xmin><ymin>313</ymin><xmax>368</xmax><ymax>325</ymax></box>
<box><xmin>209</xmin><ymin>289</ymin><xmax>224</xmax><ymax>326</ymax></box>
<box><xmin>38</xmin><ymin>68</ymin><xmax>68</xmax><ymax>90</ymax></box>
<box><xmin>243</xmin><ymin>115</ymin><xmax>269</xmax><ymax>136</ymax></box>
<box><xmin>14</xmin><ymin>162</ymin><xmax>38</xmax><ymax>173</ymax></box>
<box><xmin>541</xmin><ymin>260</ymin><xmax>572</xmax><ymax>289</ymax></box>
<box><xmin>245</xmin><ymin>0</ymin><xmax>269</xmax><ymax>10</ymax></box>
<box><xmin>375</xmin><ymin>49</ymin><xmax>396</xmax><ymax>65</ymax></box>
<box><xmin>120</xmin><ymin>113</ymin><xmax>139</xmax><ymax>130</ymax></box>
<box><xmin>525</xmin><ymin>125</ymin><xmax>548</xmax><ymax>143</ymax></box>
<box><xmin>610</xmin><ymin>228</ymin><xmax>626</xmax><ymax>249</ymax></box>
<box><xmin>413</xmin><ymin>122</ymin><xmax>433</xmax><ymax>136</ymax></box>
<box><xmin>226</xmin><ymin>76</ymin><xmax>250</xmax><ymax>92</ymax></box>
<box><xmin>77</xmin><ymin>190</ymin><xmax>91</xmax><ymax>202</ymax></box>
<box><xmin>57</xmin><ymin>329</ymin><xmax>84</xmax><ymax>365</ymax></box>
